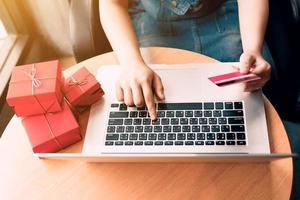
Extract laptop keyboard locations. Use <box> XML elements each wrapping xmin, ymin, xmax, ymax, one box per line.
<box><xmin>105</xmin><ymin>102</ymin><xmax>247</xmax><ymax>147</ymax></box>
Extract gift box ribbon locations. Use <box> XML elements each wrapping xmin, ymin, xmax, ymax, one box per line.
<box><xmin>65</xmin><ymin>73</ymin><xmax>94</xmax><ymax>94</ymax></box>
<box><xmin>44</xmin><ymin>114</ymin><xmax>63</xmax><ymax>150</ymax></box>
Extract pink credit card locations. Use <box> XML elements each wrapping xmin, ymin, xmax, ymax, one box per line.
<box><xmin>208</xmin><ymin>72</ymin><xmax>261</xmax><ymax>87</ymax></box>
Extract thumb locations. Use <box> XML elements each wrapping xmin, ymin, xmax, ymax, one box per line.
<box><xmin>152</xmin><ymin>74</ymin><xmax>165</xmax><ymax>100</ymax></box>
<box><xmin>239</xmin><ymin>53</ymin><xmax>255</xmax><ymax>74</ymax></box>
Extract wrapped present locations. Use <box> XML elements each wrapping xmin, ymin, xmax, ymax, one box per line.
<box><xmin>6</xmin><ymin>60</ymin><xmax>63</xmax><ymax>117</ymax></box>
<box><xmin>63</xmin><ymin>67</ymin><xmax>104</xmax><ymax>109</ymax></box>
<box><xmin>22</xmin><ymin>101</ymin><xmax>82</xmax><ymax>153</ymax></box>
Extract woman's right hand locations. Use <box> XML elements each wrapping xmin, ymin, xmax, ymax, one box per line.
<box><xmin>116</xmin><ymin>63</ymin><xmax>165</xmax><ymax>120</ymax></box>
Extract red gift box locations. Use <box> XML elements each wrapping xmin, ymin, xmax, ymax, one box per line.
<box><xmin>7</xmin><ymin>60</ymin><xmax>63</xmax><ymax>117</ymax></box>
<box><xmin>63</xmin><ymin>67</ymin><xmax>104</xmax><ymax>108</ymax></box>
<box><xmin>22</xmin><ymin>101</ymin><xmax>82</xmax><ymax>153</ymax></box>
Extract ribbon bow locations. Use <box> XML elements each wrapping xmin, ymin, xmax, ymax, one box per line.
<box><xmin>68</xmin><ymin>76</ymin><xmax>88</xmax><ymax>86</ymax></box>
<box><xmin>24</xmin><ymin>64</ymin><xmax>42</xmax><ymax>88</ymax></box>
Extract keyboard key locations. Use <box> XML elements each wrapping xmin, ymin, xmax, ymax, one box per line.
<box><xmin>149</xmin><ymin>133</ymin><xmax>157</xmax><ymax>140</ymax></box>
<box><xmin>187</xmin><ymin>133</ymin><xmax>195</xmax><ymax>140</ymax></box>
<box><xmin>175</xmin><ymin>141</ymin><xmax>184</xmax><ymax>145</ymax></box>
<box><xmin>102</xmin><ymin>133</ymin><xmax>114</xmax><ymax>142</ymax></box>
<box><xmin>209</xmin><ymin>118</ymin><xmax>217</xmax><ymax>124</ymax></box>
<box><xmin>144</xmin><ymin>126</ymin><xmax>153</xmax><ymax>132</ymax></box>
<box><xmin>217</xmin><ymin>133</ymin><xmax>225</xmax><ymax>140</ymax></box>
<box><xmin>166</xmin><ymin>111</ymin><xmax>175</xmax><ymax>117</ymax></box>
<box><xmin>129</xmin><ymin>134</ymin><xmax>138</xmax><ymax>140</ymax></box>
<box><xmin>207</xmin><ymin>133</ymin><xmax>215</xmax><ymax>140</ymax></box>
<box><xmin>215</xmin><ymin>102</ymin><xmax>224</xmax><ymax>109</ymax></box>
<box><xmin>143</xmin><ymin>118</ymin><xmax>151</xmax><ymax>125</ymax></box>
<box><xmin>171</xmin><ymin>118</ymin><xmax>179</xmax><ymax>125</ymax></box>
<box><xmin>185</xmin><ymin>111</ymin><xmax>193</xmax><ymax>117</ymax></box>
<box><xmin>157</xmin><ymin>111</ymin><xmax>165</xmax><ymax>117</ymax></box>
<box><xmin>197</xmin><ymin>133</ymin><xmax>205</xmax><ymax>140</ymax></box>
<box><xmin>158</xmin><ymin>133</ymin><xmax>166</xmax><ymax>140</ymax></box>
<box><xmin>177</xmin><ymin>133</ymin><xmax>186</xmax><ymax>140</ymax></box>
<box><xmin>109</xmin><ymin>111</ymin><xmax>129</xmax><ymax>118</ymax></box>
<box><xmin>226</xmin><ymin>141</ymin><xmax>236</xmax><ymax>145</ymax></box>
<box><xmin>231</xmin><ymin>125</ymin><xmax>245</xmax><ymax>132</ymax></box>
<box><xmin>120</xmin><ymin>134</ymin><xmax>128</xmax><ymax>140</ymax></box>
<box><xmin>204</xmin><ymin>102</ymin><xmax>214</xmax><ymax>110</ymax></box>
<box><xmin>168</xmin><ymin>133</ymin><xmax>176</xmax><ymax>140</ymax></box>
<box><xmin>130</xmin><ymin>111</ymin><xmax>138</xmax><ymax>118</ymax></box>
<box><xmin>182</xmin><ymin>125</ymin><xmax>191</xmax><ymax>132</ymax></box>
<box><xmin>145</xmin><ymin>141</ymin><xmax>154</xmax><ymax>145</ymax></box>
<box><xmin>135</xmin><ymin>141</ymin><xmax>143</xmax><ymax>145</ymax></box>
<box><xmin>180</xmin><ymin>118</ymin><xmax>188</xmax><ymax>124</ymax></box>
<box><xmin>234</xmin><ymin>102</ymin><xmax>243</xmax><ymax>109</ymax></box>
<box><xmin>152</xmin><ymin>119</ymin><xmax>160</xmax><ymax>125</ymax></box>
<box><xmin>111</xmin><ymin>103</ymin><xmax>119</xmax><ymax>108</ymax></box>
<box><xmin>135</xmin><ymin>126</ymin><xmax>143</xmax><ymax>132</ymax></box>
<box><xmin>124</xmin><ymin>119</ymin><xmax>133</xmax><ymax>125</ymax></box>
<box><xmin>107</xmin><ymin>126</ymin><xmax>115</xmax><ymax>133</ymax></box>
<box><xmin>221</xmin><ymin>125</ymin><xmax>230</xmax><ymax>132</ymax></box>
<box><xmin>108</xmin><ymin>119</ymin><xmax>123</xmax><ymax>125</ymax></box>
<box><xmin>204</xmin><ymin>111</ymin><xmax>212</xmax><ymax>117</ymax></box>
<box><xmin>116</xmin><ymin>126</ymin><xmax>125</xmax><ymax>133</ymax></box>
<box><xmin>137</xmin><ymin>106</ymin><xmax>146</xmax><ymax>110</ymax></box>
<box><xmin>115</xmin><ymin>141</ymin><xmax>124</xmax><ymax>145</ymax></box>
<box><xmin>216</xmin><ymin>141</ymin><xmax>225</xmax><ymax>145</ymax></box>
<box><xmin>163</xmin><ymin>126</ymin><xmax>172</xmax><ymax>132</ymax></box>
<box><xmin>185</xmin><ymin>141</ymin><xmax>194</xmax><ymax>145</ymax></box>
<box><xmin>237</xmin><ymin>141</ymin><xmax>246</xmax><ymax>145</ymax></box>
<box><xmin>139</xmin><ymin>134</ymin><xmax>147</xmax><ymax>140</ymax></box>
<box><xmin>139</xmin><ymin>111</ymin><xmax>148</xmax><ymax>117</ymax></box>
<box><xmin>223</xmin><ymin>110</ymin><xmax>244</xmax><ymax>117</ymax></box>
<box><xmin>211</xmin><ymin>125</ymin><xmax>220</xmax><ymax>132</ymax></box>
<box><xmin>158</xmin><ymin>103</ymin><xmax>202</xmax><ymax>110</ymax></box>
<box><xmin>194</xmin><ymin>111</ymin><xmax>203</xmax><ymax>117</ymax></box>
<box><xmin>134</xmin><ymin>118</ymin><xmax>142</xmax><ymax>125</ymax></box>
<box><xmin>105</xmin><ymin>141</ymin><xmax>114</xmax><ymax>146</ymax></box>
<box><xmin>226</xmin><ymin>133</ymin><xmax>236</xmax><ymax>140</ymax></box>
<box><xmin>206</xmin><ymin>141</ymin><xmax>215</xmax><ymax>145</ymax></box>
<box><xmin>155</xmin><ymin>141</ymin><xmax>163</xmax><ymax>145</ymax></box>
<box><xmin>119</xmin><ymin>103</ymin><xmax>127</xmax><ymax>111</ymax></box>
<box><xmin>176</xmin><ymin>111</ymin><xmax>184</xmax><ymax>117</ymax></box>
<box><xmin>154</xmin><ymin>126</ymin><xmax>162</xmax><ymax>132</ymax></box>
<box><xmin>225</xmin><ymin>102</ymin><xmax>233</xmax><ymax>109</ymax></box>
<box><xmin>165</xmin><ymin>141</ymin><xmax>174</xmax><ymax>145</ymax></box>
<box><xmin>218</xmin><ymin>118</ymin><xmax>227</xmax><ymax>124</ymax></box>
<box><xmin>228</xmin><ymin>117</ymin><xmax>244</xmax><ymax>124</ymax></box>
<box><xmin>213</xmin><ymin>111</ymin><xmax>222</xmax><ymax>117</ymax></box>
<box><xmin>195</xmin><ymin>141</ymin><xmax>204</xmax><ymax>145</ymax></box>
<box><xmin>237</xmin><ymin>132</ymin><xmax>246</xmax><ymax>140</ymax></box>
<box><xmin>199</xmin><ymin>118</ymin><xmax>208</xmax><ymax>124</ymax></box>
<box><xmin>125</xmin><ymin>141</ymin><xmax>134</xmax><ymax>145</ymax></box>
<box><xmin>202</xmin><ymin>125</ymin><xmax>210</xmax><ymax>132</ymax></box>
<box><xmin>190</xmin><ymin>118</ymin><xmax>198</xmax><ymax>124</ymax></box>
<box><xmin>173</xmin><ymin>126</ymin><xmax>181</xmax><ymax>132</ymax></box>
<box><xmin>125</xmin><ymin>126</ymin><xmax>134</xmax><ymax>132</ymax></box>
<box><xmin>161</xmin><ymin>118</ymin><xmax>170</xmax><ymax>125</ymax></box>
<box><xmin>192</xmin><ymin>125</ymin><xmax>200</xmax><ymax>132</ymax></box>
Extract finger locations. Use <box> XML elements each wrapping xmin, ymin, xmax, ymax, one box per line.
<box><xmin>243</xmin><ymin>82</ymin><xmax>263</xmax><ymax>92</ymax></box>
<box><xmin>116</xmin><ymin>83</ymin><xmax>124</xmax><ymax>101</ymax></box>
<box><xmin>131</xmin><ymin>83</ymin><xmax>145</xmax><ymax>107</ymax></box>
<box><xmin>239</xmin><ymin>53</ymin><xmax>256</xmax><ymax>74</ymax></box>
<box><xmin>251</xmin><ymin>62</ymin><xmax>271</xmax><ymax>79</ymax></box>
<box><xmin>141</xmin><ymin>83</ymin><xmax>156</xmax><ymax>120</ymax></box>
<box><xmin>152</xmin><ymin>75</ymin><xmax>165</xmax><ymax>100</ymax></box>
<box><xmin>123</xmin><ymin>87</ymin><xmax>134</xmax><ymax>106</ymax></box>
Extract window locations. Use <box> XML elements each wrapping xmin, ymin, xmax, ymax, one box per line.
<box><xmin>0</xmin><ymin>20</ymin><xmax>7</xmax><ymax>39</ymax></box>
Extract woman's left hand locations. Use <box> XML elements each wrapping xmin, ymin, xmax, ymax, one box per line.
<box><xmin>237</xmin><ymin>51</ymin><xmax>271</xmax><ymax>92</ymax></box>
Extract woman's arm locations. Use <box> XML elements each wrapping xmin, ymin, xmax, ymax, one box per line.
<box><xmin>237</xmin><ymin>0</ymin><xmax>271</xmax><ymax>91</ymax></box>
<box><xmin>100</xmin><ymin>0</ymin><xmax>164</xmax><ymax>119</ymax></box>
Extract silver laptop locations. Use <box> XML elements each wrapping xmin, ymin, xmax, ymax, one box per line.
<box><xmin>82</xmin><ymin>63</ymin><xmax>271</xmax><ymax>155</ymax></box>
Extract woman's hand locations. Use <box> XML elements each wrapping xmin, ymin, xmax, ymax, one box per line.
<box><xmin>238</xmin><ymin>51</ymin><xmax>271</xmax><ymax>92</ymax></box>
<box><xmin>116</xmin><ymin>63</ymin><xmax>165</xmax><ymax>120</ymax></box>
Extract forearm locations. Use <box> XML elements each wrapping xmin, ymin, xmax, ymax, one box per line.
<box><xmin>100</xmin><ymin>0</ymin><xmax>145</xmax><ymax>66</ymax></box>
<box><xmin>237</xmin><ymin>0</ymin><xmax>269</xmax><ymax>54</ymax></box>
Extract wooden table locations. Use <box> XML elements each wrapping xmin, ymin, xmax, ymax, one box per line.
<box><xmin>0</xmin><ymin>47</ymin><xmax>293</xmax><ymax>200</ymax></box>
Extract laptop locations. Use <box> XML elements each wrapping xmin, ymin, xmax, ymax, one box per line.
<box><xmin>36</xmin><ymin>63</ymin><xmax>295</xmax><ymax>162</ymax></box>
